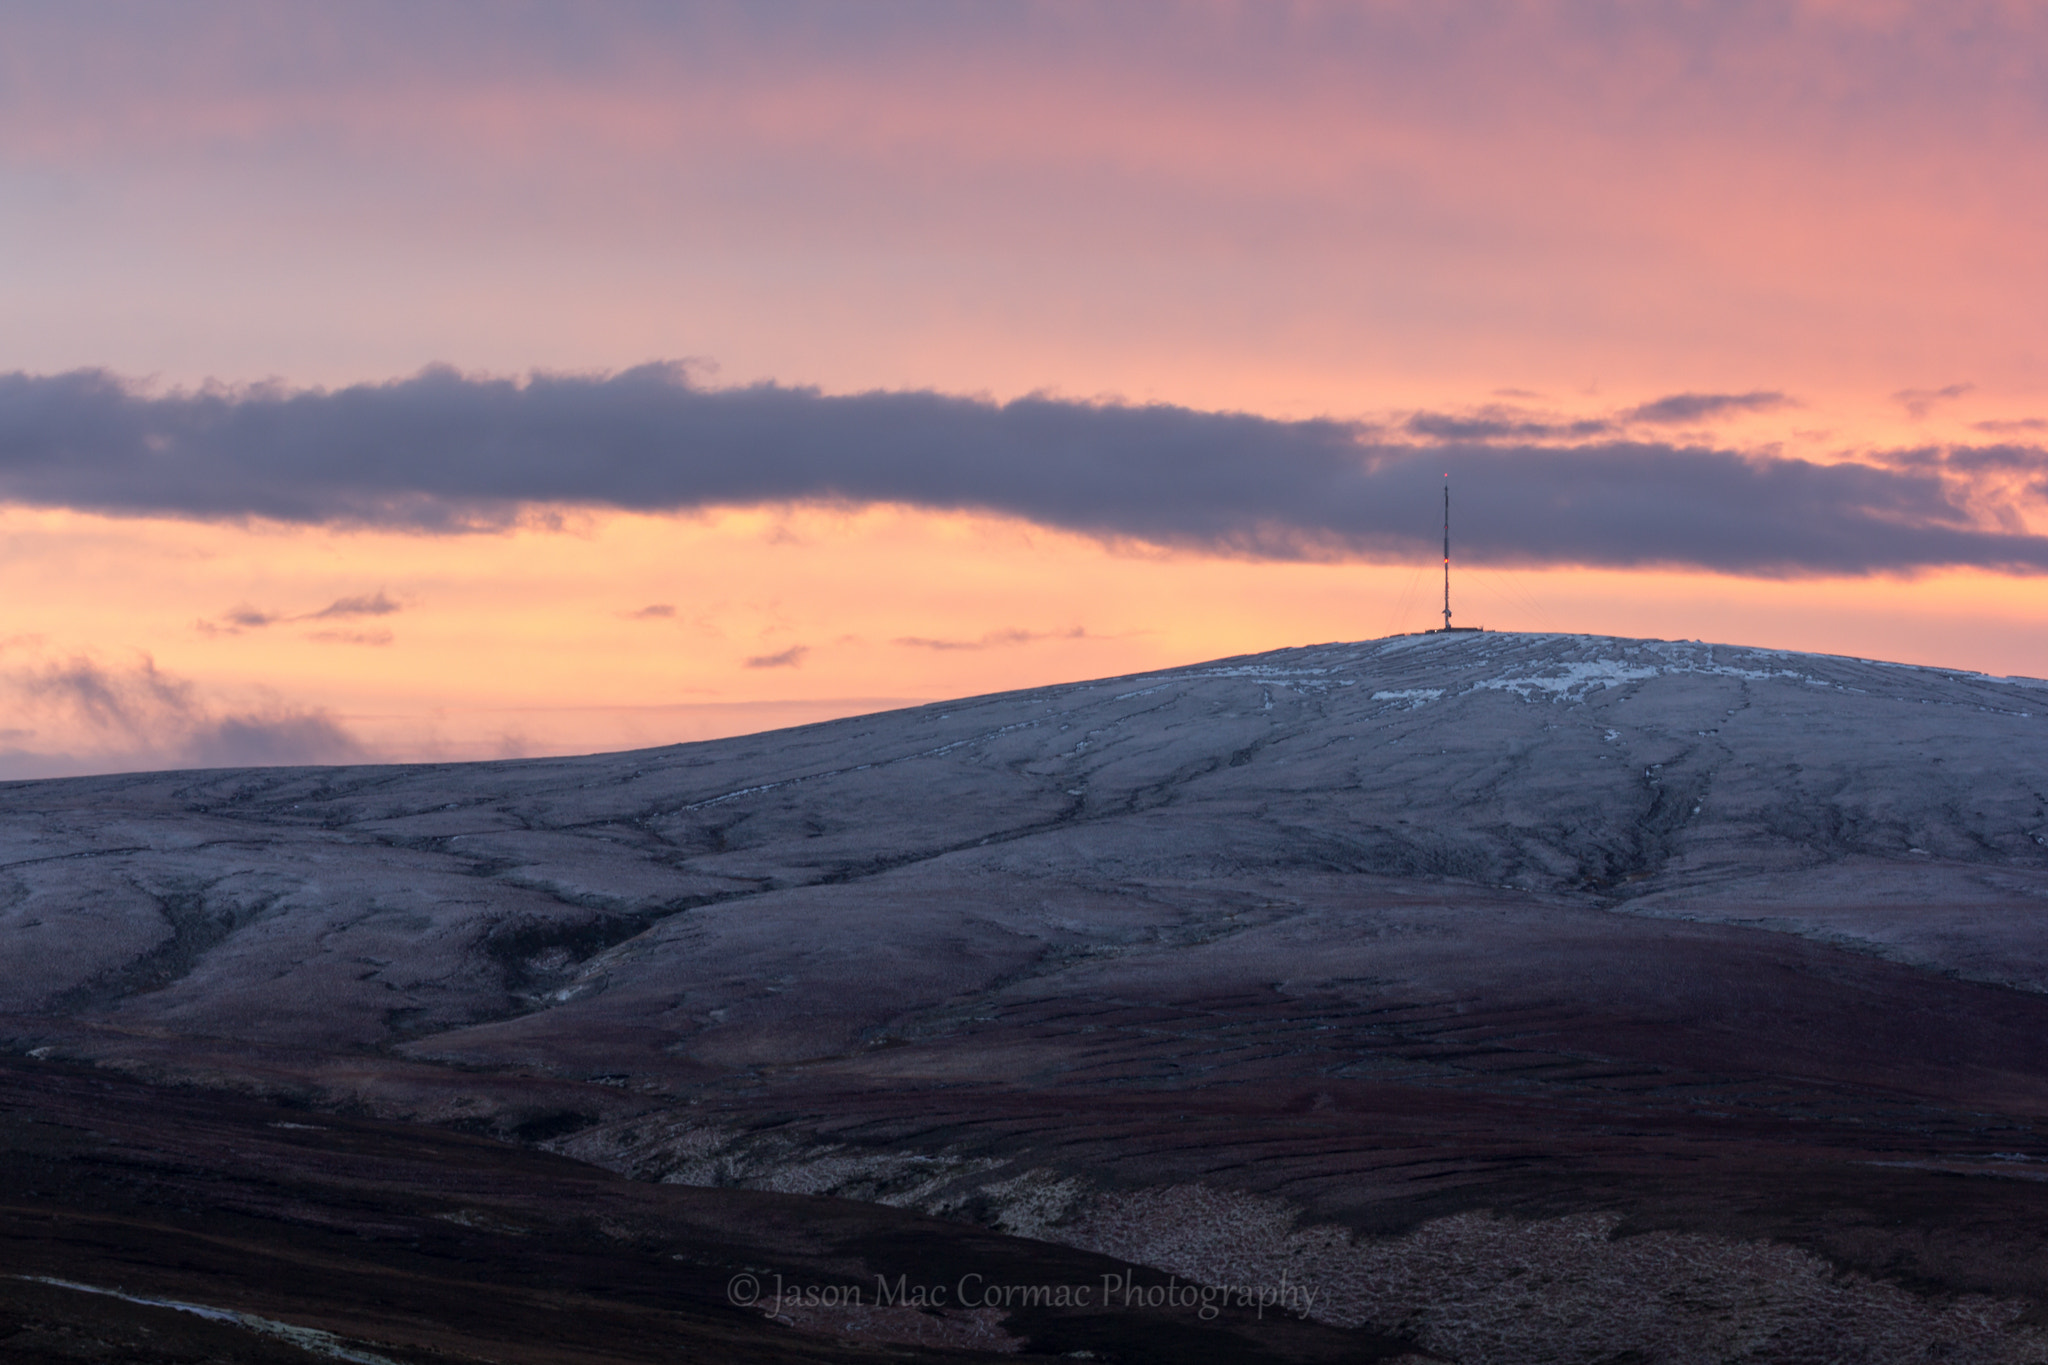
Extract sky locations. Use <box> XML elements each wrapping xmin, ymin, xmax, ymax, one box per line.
<box><xmin>1</xmin><ymin>0</ymin><xmax>2045</xmax><ymax>775</ymax></box>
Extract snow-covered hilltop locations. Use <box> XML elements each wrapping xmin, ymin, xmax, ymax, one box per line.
<box><xmin>7</xmin><ymin>628</ymin><xmax>2048</xmax><ymax>1065</ymax></box>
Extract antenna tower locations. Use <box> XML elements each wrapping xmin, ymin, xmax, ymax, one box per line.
<box><xmin>1426</xmin><ymin>474</ymin><xmax>1483</xmax><ymax>634</ymax></box>
<box><xmin>1442</xmin><ymin>478</ymin><xmax>1452</xmax><ymax>631</ymax></box>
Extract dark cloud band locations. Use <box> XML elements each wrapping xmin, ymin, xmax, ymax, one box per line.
<box><xmin>0</xmin><ymin>366</ymin><xmax>2041</xmax><ymax>576</ymax></box>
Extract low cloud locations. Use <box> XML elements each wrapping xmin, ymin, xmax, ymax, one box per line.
<box><xmin>307</xmin><ymin>590</ymin><xmax>399</xmax><ymax>619</ymax></box>
<box><xmin>3</xmin><ymin>652</ymin><xmax>367</xmax><ymax>777</ymax></box>
<box><xmin>305</xmin><ymin>628</ymin><xmax>394</xmax><ymax>646</ymax></box>
<box><xmin>4</xmin><ymin>365</ymin><xmax>2047</xmax><ymax>576</ymax></box>
<box><xmin>16</xmin><ymin>655</ymin><xmax>194</xmax><ymax>736</ymax></box>
<box><xmin>1402</xmin><ymin>390</ymin><xmax>1789</xmax><ymax>442</ymax></box>
<box><xmin>184</xmin><ymin>711</ymin><xmax>363</xmax><ymax>767</ymax></box>
<box><xmin>893</xmin><ymin>627</ymin><xmax>1092</xmax><ymax>651</ymax></box>
<box><xmin>221</xmin><ymin>605</ymin><xmax>284</xmax><ymax>629</ymax></box>
<box><xmin>1404</xmin><ymin>409</ymin><xmax>1612</xmax><ymax>441</ymax></box>
<box><xmin>1895</xmin><ymin>383</ymin><xmax>1974</xmax><ymax>419</ymax></box>
<box><xmin>745</xmin><ymin>645</ymin><xmax>808</xmax><ymax>669</ymax></box>
<box><xmin>623</xmin><ymin>603</ymin><xmax>677</xmax><ymax>619</ymax></box>
<box><xmin>199</xmin><ymin>588</ymin><xmax>401</xmax><ymax>637</ymax></box>
<box><xmin>1623</xmin><ymin>391</ymin><xmax>1790</xmax><ymax>424</ymax></box>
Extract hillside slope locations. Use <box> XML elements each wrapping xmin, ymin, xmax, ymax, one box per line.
<box><xmin>7</xmin><ymin>632</ymin><xmax>2048</xmax><ymax>1362</ymax></box>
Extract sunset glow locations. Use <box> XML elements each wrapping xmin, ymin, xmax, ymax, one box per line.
<box><xmin>2</xmin><ymin>2</ymin><xmax>2043</xmax><ymax>775</ymax></box>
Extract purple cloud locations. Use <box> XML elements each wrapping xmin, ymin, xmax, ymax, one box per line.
<box><xmin>5</xmin><ymin>652</ymin><xmax>365</xmax><ymax>773</ymax></box>
<box><xmin>1</xmin><ymin>366</ymin><xmax>2045</xmax><ymax>576</ymax></box>
<box><xmin>892</xmin><ymin>627</ymin><xmax>1091</xmax><ymax>651</ymax></box>
<box><xmin>1624</xmin><ymin>392</ymin><xmax>1790</xmax><ymax>424</ymax></box>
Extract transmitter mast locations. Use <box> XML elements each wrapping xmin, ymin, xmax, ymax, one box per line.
<box><xmin>1427</xmin><ymin>474</ymin><xmax>1484</xmax><ymax>634</ymax></box>
<box><xmin>1442</xmin><ymin>479</ymin><xmax>1453</xmax><ymax>631</ymax></box>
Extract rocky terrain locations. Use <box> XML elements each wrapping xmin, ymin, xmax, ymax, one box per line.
<box><xmin>6</xmin><ymin>631</ymin><xmax>2048</xmax><ymax>1362</ymax></box>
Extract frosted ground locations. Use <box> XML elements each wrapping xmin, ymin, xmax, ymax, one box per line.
<box><xmin>6</xmin><ymin>632</ymin><xmax>2048</xmax><ymax>1362</ymax></box>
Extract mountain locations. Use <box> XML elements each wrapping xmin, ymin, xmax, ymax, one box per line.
<box><xmin>6</xmin><ymin>632</ymin><xmax>2048</xmax><ymax>1363</ymax></box>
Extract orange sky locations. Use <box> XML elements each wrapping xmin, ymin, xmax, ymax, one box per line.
<box><xmin>0</xmin><ymin>3</ymin><xmax>2043</xmax><ymax>775</ymax></box>
<box><xmin>7</xmin><ymin>499</ymin><xmax>2045</xmax><ymax>778</ymax></box>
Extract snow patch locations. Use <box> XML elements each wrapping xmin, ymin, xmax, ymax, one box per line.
<box><xmin>1371</xmin><ymin>689</ymin><xmax>1444</xmax><ymax>708</ymax></box>
<box><xmin>1469</xmin><ymin>660</ymin><xmax>1662</xmax><ymax>701</ymax></box>
<box><xmin>15</xmin><ymin>1277</ymin><xmax>405</xmax><ymax>1365</ymax></box>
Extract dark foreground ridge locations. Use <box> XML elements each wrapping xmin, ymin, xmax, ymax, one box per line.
<box><xmin>0</xmin><ymin>1055</ymin><xmax>1415</xmax><ymax>1363</ymax></box>
<box><xmin>5</xmin><ymin>632</ymin><xmax>2048</xmax><ymax>1362</ymax></box>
